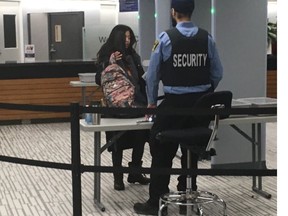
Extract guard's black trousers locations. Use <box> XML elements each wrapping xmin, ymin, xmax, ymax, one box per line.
<box><xmin>148</xmin><ymin>92</ymin><xmax>210</xmax><ymax>205</ymax></box>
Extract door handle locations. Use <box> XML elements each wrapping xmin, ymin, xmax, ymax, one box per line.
<box><xmin>50</xmin><ymin>48</ymin><xmax>56</xmax><ymax>53</ymax></box>
<box><xmin>50</xmin><ymin>44</ymin><xmax>56</xmax><ymax>53</ymax></box>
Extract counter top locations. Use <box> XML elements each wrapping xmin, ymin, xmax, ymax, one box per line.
<box><xmin>0</xmin><ymin>59</ymin><xmax>96</xmax><ymax>65</ymax></box>
<box><xmin>0</xmin><ymin>59</ymin><xmax>98</xmax><ymax>80</ymax></box>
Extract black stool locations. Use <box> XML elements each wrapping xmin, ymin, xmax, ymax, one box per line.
<box><xmin>157</xmin><ymin>91</ymin><xmax>232</xmax><ymax>216</ymax></box>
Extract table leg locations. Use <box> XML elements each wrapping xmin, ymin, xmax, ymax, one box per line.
<box><xmin>94</xmin><ymin>132</ymin><xmax>106</xmax><ymax>211</ymax></box>
<box><xmin>82</xmin><ymin>86</ymin><xmax>86</xmax><ymax>106</ymax></box>
<box><xmin>252</xmin><ymin>123</ymin><xmax>272</xmax><ymax>199</ymax></box>
<box><xmin>231</xmin><ymin>124</ymin><xmax>272</xmax><ymax>199</ymax></box>
<box><xmin>252</xmin><ymin>124</ymin><xmax>257</xmax><ymax>190</ymax></box>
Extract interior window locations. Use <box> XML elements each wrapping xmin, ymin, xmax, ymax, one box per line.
<box><xmin>4</xmin><ymin>14</ymin><xmax>17</xmax><ymax>48</ymax></box>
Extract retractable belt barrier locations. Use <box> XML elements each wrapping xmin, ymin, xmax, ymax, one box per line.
<box><xmin>0</xmin><ymin>102</ymin><xmax>276</xmax><ymax>115</ymax></box>
<box><xmin>0</xmin><ymin>102</ymin><xmax>277</xmax><ymax>216</ymax></box>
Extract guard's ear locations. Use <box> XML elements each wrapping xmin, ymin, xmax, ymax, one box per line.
<box><xmin>171</xmin><ymin>8</ymin><xmax>176</xmax><ymax>16</ymax></box>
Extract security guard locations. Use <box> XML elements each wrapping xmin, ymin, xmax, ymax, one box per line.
<box><xmin>134</xmin><ymin>0</ymin><xmax>223</xmax><ymax>215</ymax></box>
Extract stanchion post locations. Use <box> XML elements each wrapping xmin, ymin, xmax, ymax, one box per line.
<box><xmin>70</xmin><ymin>102</ymin><xmax>82</xmax><ymax>216</ymax></box>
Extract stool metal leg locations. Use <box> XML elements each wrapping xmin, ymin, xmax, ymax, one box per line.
<box><xmin>217</xmin><ymin>197</ymin><xmax>227</xmax><ymax>216</ymax></box>
<box><xmin>198</xmin><ymin>205</ymin><xmax>203</xmax><ymax>216</ymax></box>
<box><xmin>158</xmin><ymin>199</ymin><xmax>163</xmax><ymax>216</ymax></box>
<box><xmin>186</xmin><ymin>149</ymin><xmax>192</xmax><ymax>192</ymax></box>
<box><xmin>186</xmin><ymin>205</ymin><xmax>193</xmax><ymax>215</ymax></box>
<box><xmin>158</xmin><ymin>199</ymin><xmax>168</xmax><ymax>216</ymax></box>
<box><xmin>158</xmin><ymin>149</ymin><xmax>227</xmax><ymax>216</ymax></box>
<box><xmin>186</xmin><ymin>149</ymin><xmax>193</xmax><ymax>216</ymax></box>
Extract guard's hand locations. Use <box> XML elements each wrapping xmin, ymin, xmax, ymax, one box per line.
<box><xmin>145</xmin><ymin>104</ymin><xmax>157</xmax><ymax>121</ymax></box>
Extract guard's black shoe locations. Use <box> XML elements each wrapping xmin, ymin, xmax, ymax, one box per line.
<box><xmin>133</xmin><ymin>202</ymin><xmax>167</xmax><ymax>215</ymax></box>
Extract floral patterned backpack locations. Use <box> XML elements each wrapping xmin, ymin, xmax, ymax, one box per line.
<box><xmin>101</xmin><ymin>54</ymin><xmax>135</xmax><ymax>108</ymax></box>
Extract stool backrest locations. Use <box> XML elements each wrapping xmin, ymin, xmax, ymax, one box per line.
<box><xmin>193</xmin><ymin>91</ymin><xmax>232</xmax><ymax>153</ymax></box>
<box><xmin>193</xmin><ymin>91</ymin><xmax>233</xmax><ymax>123</ymax></box>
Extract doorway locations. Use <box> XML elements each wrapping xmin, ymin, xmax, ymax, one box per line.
<box><xmin>48</xmin><ymin>12</ymin><xmax>84</xmax><ymax>60</ymax></box>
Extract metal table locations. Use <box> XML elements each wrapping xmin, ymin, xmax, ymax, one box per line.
<box><xmin>80</xmin><ymin>97</ymin><xmax>277</xmax><ymax>211</ymax></box>
<box><xmin>80</xmin><ymin>117</ymin><xmax>151</xmax><ymax>211</ymax></box>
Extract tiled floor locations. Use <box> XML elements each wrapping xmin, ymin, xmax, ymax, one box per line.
<box><xmin>0</xmin><ymin>122</ymin><xmax>277</xmax><ymax>215</ymax></box>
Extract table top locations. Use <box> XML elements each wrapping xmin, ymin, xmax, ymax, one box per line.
<box><xmin>234</xmin><ymin>97</ymin><xmax>277</xmax><ymax>107</ymax></box>
<box><xmin>219</xmin><ymin>115</ymin><xmax>276</xmax><ymax>125</ymax></box>
<box><xmin>80</xmin><ymin>118</ymin><xmax>152</xmax><ymax>132</ymax></box>
<box><xmin>80</xmin><ymin>97</ymin><xmax>277</xmax><ymax>132</ymax></box>
<box><xmin>80</xmin><ymin>115</ymin><xmax>276</xmax><ymax>132</ymax></box>
<box><xmin>70</xmin><ymin>80</ymin><xmax>98</xmax><ymax>87</ymax></box>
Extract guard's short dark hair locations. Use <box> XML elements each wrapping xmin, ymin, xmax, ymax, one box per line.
<box><xmin>171</xmin><ymin>0</ymin><xmax>195</xmax><ymax>15</ymax></box>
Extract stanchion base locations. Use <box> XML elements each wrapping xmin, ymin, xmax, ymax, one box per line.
<box><xmin>94</xmin><ymin>199</ymin><xmax>106</xmax><ymax>212</ymax></box>
<box><xmin>252</xmin><ymin>187</ymin><xmax>272</xmax><ymax>199</ymax></box>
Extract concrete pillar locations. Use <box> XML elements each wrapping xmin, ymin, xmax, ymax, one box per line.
<box><xmin>138</xmin><ymin>0</ymin><xmax>155</xmax><ymax>63</ymax></box>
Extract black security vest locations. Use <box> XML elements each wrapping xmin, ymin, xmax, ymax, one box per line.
<box><xmin>161</xmin><ymin>28</ymin><xmax>210</xmax><ymax>87</ymax></box>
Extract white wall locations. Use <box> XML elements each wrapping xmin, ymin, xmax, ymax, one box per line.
<box><xmin>29</xmin><ymin>13</ymin><xmax>49</xmax><ymax>60</ymax></box>
<box><xmin>0</xmin><ymin>1</ymin><xmax>22</xmax><ymax>63</ymax></box>
<box><xmin>0</xmin><ymin>0</ymin><xmax>277</xmax><ymax>61</ymax></box>
<box><xmin>17</xmin><ymin>0</ymin><xmax>139</xmax><ymax>60</ymax></box>
<box><xmin>268</xmin><ymin>1</ymin><xmax>277</xmax><ymax>23</ymax></box>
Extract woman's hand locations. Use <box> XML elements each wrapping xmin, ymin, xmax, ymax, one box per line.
<box><xmin>113</xmin><ymin>51</ymin><xmax>123</xmax><ymax>61</ymax></box>
<box><xmin>109</xmin><ymin>51</ymin><xmax>123</xmax><ymax>64</ymax></box>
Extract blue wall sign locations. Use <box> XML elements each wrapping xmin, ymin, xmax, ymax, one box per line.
<box><xmin>119</xmin><ymin>0</ymin><xmax>138</xmax><ymax>12</ymax></box>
